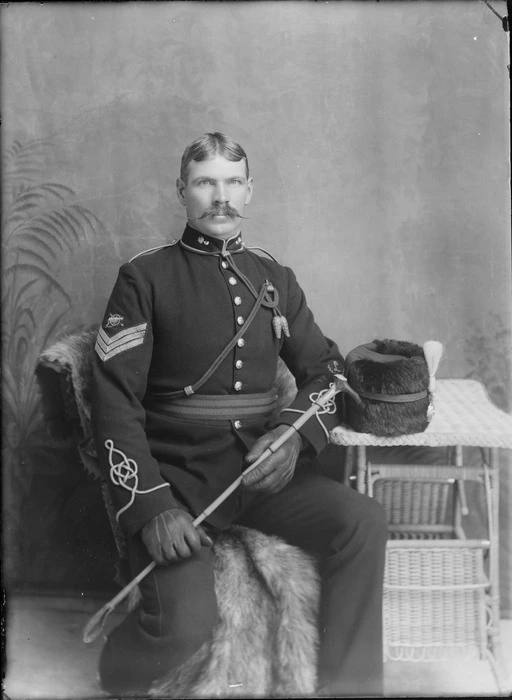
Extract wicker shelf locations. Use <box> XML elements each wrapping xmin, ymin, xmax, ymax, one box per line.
<box><xmin>368</xmin><ymin>463</ymin><xmax>492</xmax><ymax>665</ymax></box>
<box><xmin>384</xmin><ymin>540</ymin><xmax>490</xmax><ymax>662</ymax></box>
<box><xmin>329</xmin><ymin>379</ymin><xmax>512</xmax><ymax>694</ymax></box>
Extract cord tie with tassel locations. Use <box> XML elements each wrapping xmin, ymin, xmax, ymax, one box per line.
<box><xmin>223</xmin><ymin>252</ymin><xmax>290</xmax><ymax>339</ymax></box>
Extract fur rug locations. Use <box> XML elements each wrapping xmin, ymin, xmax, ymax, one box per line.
<box><xmin>344</xmin><ymin>338</ymin><xmax>431</xmax><ymax>436</ymax></box>
<box><xmin>36</xmin><ymin>330</ymin><xmax>319</xmax><ymax>697</ymax></box>
<box><xmin>144</xmin><ymin>527</ymin><xmax>320</xmax><ymax>698</ymax></box>
<box><xmin>36</xmin><ymin>328</ymin><xmax>100</xmax><ymax>478</ymax></box>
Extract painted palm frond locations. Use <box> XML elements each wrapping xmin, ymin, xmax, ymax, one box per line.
<box><xmin>2</xmin><ymin>138</ymin><xmax>108</xmax><ymax>517</ymax></box>
<box><xmin>2</xmin><ymin>138</ymin><xmax>51</xmax><ymax>161</ymax></box>
<box><xmin>2</xmin><ymin>138</ymin><xmax>53</xmax><ymax>185</ymax></box>
<box><xmin>4</xmin><ymin>263</ymin><xmax>72</xmax><ymax>304</ymax></box>
<box><xmin>5</xmin><ymin>187</ymin><xmax>99</xmax><ymax>243</ymax></box>
<box><xmin>3</xmin><ymin>141</ymin><xmax>105</xmax><ymax>304</ymax></box>
<box><xmin>3</xmin><ymin>184</ymin><xmax>76</xmax><ymax>229</ymax></box>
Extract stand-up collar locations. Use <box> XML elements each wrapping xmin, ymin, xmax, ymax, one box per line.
<box><xmin>180</xmin><ymin>224</ymin><xmax>245</xmax><ymax>256</ymax></box>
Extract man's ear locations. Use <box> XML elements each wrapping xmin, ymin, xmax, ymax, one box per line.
<box><xmin>176</xmin><ymin>178</ymin><xmax>187</xmax><ymax>206</ymax></box>
<box><xmin>245</xmin><ymin>177</ymin><xmax>254</xmax><ymax>206</ymax></box>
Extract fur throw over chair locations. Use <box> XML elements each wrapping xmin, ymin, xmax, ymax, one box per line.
<box><xmin>36</xmin><ymin>330</ymin><xmax>320</xmax><ymax>697</ymax></box>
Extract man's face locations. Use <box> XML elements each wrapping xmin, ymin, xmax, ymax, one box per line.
<box><xmin>176</xmin><ymin>155</ymin><xmax>253</xmax><ymax>240</ymax></box>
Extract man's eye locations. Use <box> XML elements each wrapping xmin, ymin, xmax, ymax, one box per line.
<box><xmin>230</xmin><ymin>179</ymin><xmax>242</xmax><ymax>185</ymax></box>
<box><xmin>197</xmin><ymin>179</ymin><xmax>212</xmax><ymax>186</ymax></box>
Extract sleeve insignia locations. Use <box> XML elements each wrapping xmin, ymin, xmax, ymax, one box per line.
<box><xmin>105</xmin><ymin>313</ymin><xmax>124</xmax><ymax>329</ymax></box>
<box><xmin>95</xmin><ymin>323</ymin><xmax>147</xmax><ymax>362</ymax></box>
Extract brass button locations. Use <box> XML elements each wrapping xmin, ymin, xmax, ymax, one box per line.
<box><xmin>235</xmin><ymin>360</ymin><xmax>243</xmax><ymax>370</ymax></box>
<box><xmin>229</xmin><ymin>276</ymin><xmax>237</xmax><ymax>285</ymax></box>
<box><xmin>234</xmin><ymin>296</ymin><xmax>242</xmax><ymax>306</ymax></box>
<box><xmin>237</xmin><ymin>338</ymin><xmax>245</xmax><ymax>347</ymax></box>
<box><xmin>234</xmin><ymin>381</ymin><xmax>243</xmax><ymax>391</ymax></box>
<box><xmin>221</xmin><ymin>261</ymin><xmax>228</xmax><ymax>269</ymax></box>
<box><xmin>237</xmin><ymin>316</ymin><xmax>244</xmax><ymax>326</ymax></box>
<box><xmin>234</xmin><ymin>420</ymin><xmax>242</xmax><ymax>429</ymax></box>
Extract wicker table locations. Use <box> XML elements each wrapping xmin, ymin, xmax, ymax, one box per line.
<box><xmin>330</xmin><ymin>379</ymin><xmax>512</xmax><ymax>693</ymax></box>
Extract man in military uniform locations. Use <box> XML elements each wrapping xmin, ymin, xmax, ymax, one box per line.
<box><xmin>91</xmin><ymin>132</ymin><xmax>387</xmax><ymax>696</ymax></box>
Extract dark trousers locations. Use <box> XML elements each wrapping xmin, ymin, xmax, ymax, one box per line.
<box><xmin>99</xmin><ymin>466</ymin><xmax>388</xmax><ymax>697</ymax></box>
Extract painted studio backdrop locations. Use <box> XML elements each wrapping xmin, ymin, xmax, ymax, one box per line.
<box><xmin>2</xmin><ymin>2</ymin><xmax>511</xmax><ymax>612</ymax></box>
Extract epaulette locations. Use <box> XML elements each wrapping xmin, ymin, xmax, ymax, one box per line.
<box><xmin>244</xmin><ymin>244</ymin><xmax>279</xmax><ymax>264</ymax></box>
<box><xmin>129</xmin><ymin>240</ymin><xmax>178</xmax><ymax>262</ymax></box>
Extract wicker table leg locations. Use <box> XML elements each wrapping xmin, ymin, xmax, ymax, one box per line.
<box><xmin>486</xmin><ymin>447</ymin><xmax>509</xmax><ymax>694</ymax></box>
<box><xmin>342</xmin><ymin>445</ymin><xmax>355</xmax><ymax>487</ymax></box>
<box><xmin>356</xmin><ymin>445</ymin><xmax>366</xmax><ymax>494</ymax></box>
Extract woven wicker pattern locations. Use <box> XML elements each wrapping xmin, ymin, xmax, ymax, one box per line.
<box><xmin>384</xmin><ymin>541</ymin><xmax>489</xmax><ymax>661</ymax></box>
<box><xmin>330</xmin><ymin>379</ymin><xmax>512</xmax><ymax>448</ymax></box>
<box><xmin>374</xmin><ymin>479</ymin><xmax>452</xmax><ymax>532</ymax></box>
<box><xmin>367</xmin><ymin>463</ymin><xmax>487</xmax><ymax>539</ymax></box>
<box><xmin>368</xmin><ymin>462</ymin><xmax>496</xmax><ymax>666</ymax></box>
<box><xmin>350</xmin><ymin>385</ymin><xmax>510</xmax><ymax>690</ymax></box>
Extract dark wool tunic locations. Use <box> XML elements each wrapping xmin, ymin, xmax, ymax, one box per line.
<box><xmin>91</xmin><ymin>224</ymin><xmax>344</xmax><ymax>537</ymax></box>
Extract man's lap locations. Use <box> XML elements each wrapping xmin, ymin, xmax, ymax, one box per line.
<box><xmin>121</xmin><ymin>462</ymin><xmax>384</xmax><ymax>627</ymax></box>
<box><xmin>235</xmin><ymin>462</ymin><xmax>385</xmax><ymax>556</ymax></box>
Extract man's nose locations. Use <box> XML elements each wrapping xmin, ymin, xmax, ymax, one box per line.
<box><xmin>213</xmin><ymin>182</ymin><xmax>228</xmax><ymax>203</ymax></box>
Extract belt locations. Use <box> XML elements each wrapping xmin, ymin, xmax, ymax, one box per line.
<box><xmin>144</xmin><ymin>389</ymin><xmax>277</xmax><ymax>421</ymax></box>
<box><xmin>355</xmin><ymin>389</ymin><xmax>428</xmax><ymax>403</ymax></box>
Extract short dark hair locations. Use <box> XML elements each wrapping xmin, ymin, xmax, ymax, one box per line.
<box><xmin>180</xmin><ymin>132</ymin><xmax>249</xmax><ymax>182</ymax></box>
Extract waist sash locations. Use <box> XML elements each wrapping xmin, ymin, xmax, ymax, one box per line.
<box><xmin>144</xmin><ymin>389</ymin><xmax>277</xmax><ymax>421</ymax></box>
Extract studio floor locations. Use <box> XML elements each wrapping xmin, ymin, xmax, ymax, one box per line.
<box><xmin>4</xmin><ymin>595</ymin><xmax>512</xmax><ymax>699</ymax></box>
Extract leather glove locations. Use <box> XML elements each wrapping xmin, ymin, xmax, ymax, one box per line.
<box><xmin>242</xmin><ymin>424</ymin><xmax>302</xmax><ymax>494</ymax></box>
<box><xmin>141</xmin><ymin>508</ymin><xmax>213</xmax><ymax>566</ymax></box>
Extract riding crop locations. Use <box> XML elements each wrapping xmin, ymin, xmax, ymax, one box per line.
<box><xmin>83</xmin><ymin>373</ymin><xmax>358</xmax><ymax>643</ymax></box>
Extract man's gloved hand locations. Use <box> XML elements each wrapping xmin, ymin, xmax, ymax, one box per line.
<box><xmin>141</xmin><ymin>508</ymin><xmax>213</xmax><ymax>566</ymax></box>
<box><xmin>242</xmin><ymin>424</ymin><xmax>303</xmax><ymax>494</ymax></box>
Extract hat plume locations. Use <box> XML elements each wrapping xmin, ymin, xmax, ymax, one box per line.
<box><xmin>423</xmin><ymin>340</ymin><xmax>443</xmax><ymax>393</ymax></box>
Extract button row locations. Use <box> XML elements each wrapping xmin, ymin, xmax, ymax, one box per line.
<box><xmin>220</xmin><ymin>268</ymin><xmax>246</xmax><ymax>401</ymax></box>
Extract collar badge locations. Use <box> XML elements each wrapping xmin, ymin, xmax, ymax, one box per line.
<box><xmin>198</xmin><ymin>236</ymin><xmax>209</xmax><ymax>246</ymax></box>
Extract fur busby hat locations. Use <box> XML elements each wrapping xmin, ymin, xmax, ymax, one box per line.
<box><xmin>341</xmin><ymin>339</ymin><xmax>443</xmax><ymax>437</ymax></box>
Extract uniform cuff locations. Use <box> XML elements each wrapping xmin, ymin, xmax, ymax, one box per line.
<box><xmin>275</xmin><ymin>409</ymin><xmax>329</xmax><ymax>455</ymax></box>
<box><xmin>119</xmin><ymin>486</ymin><xmax>179</xmax><ymax>538</ymax></box>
